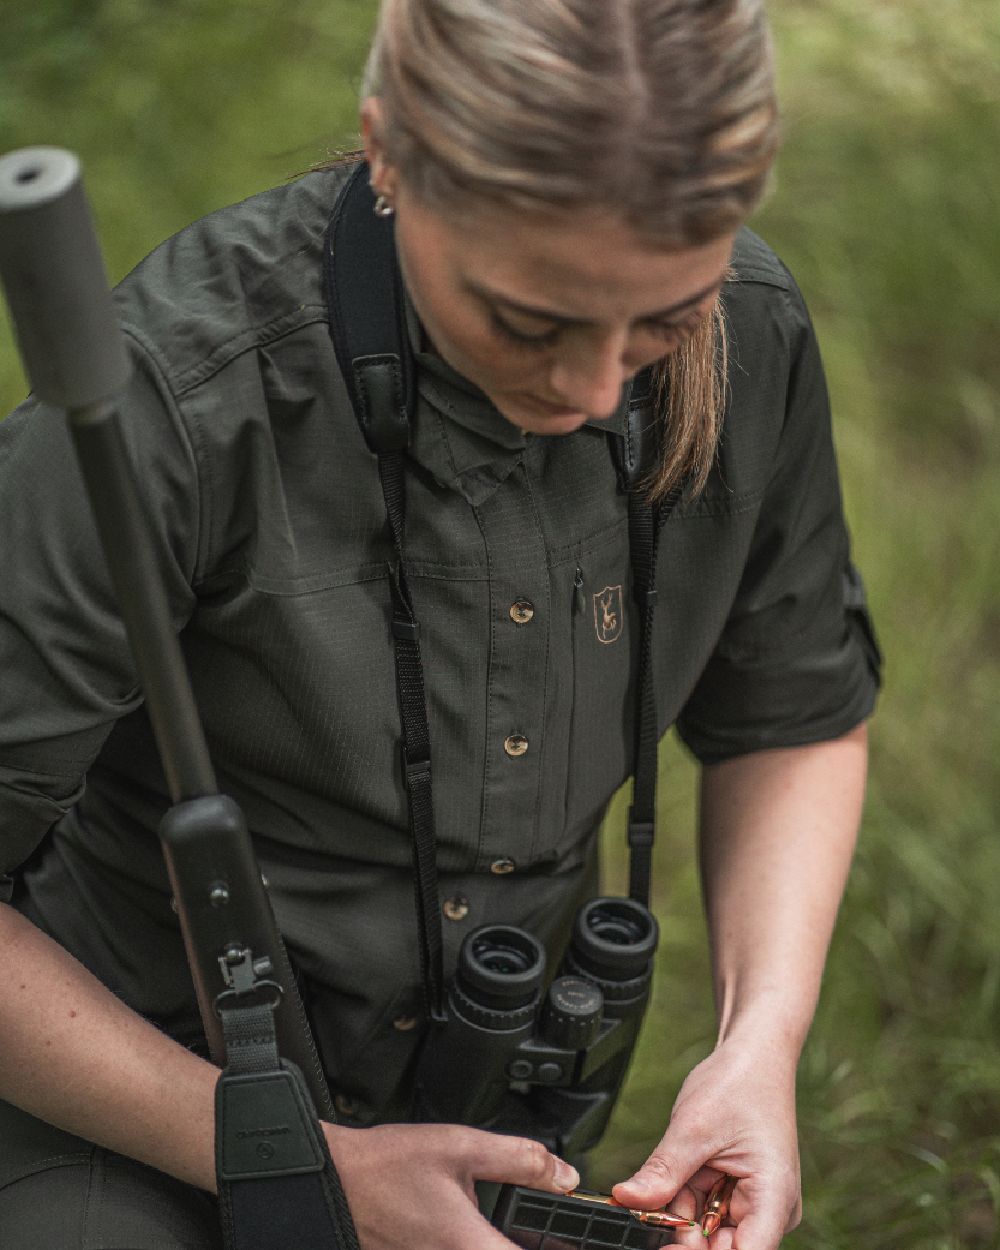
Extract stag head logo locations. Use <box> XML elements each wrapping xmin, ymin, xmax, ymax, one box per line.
<box><xmin>593</xmin><ymin>585</ymin><xmax>624</xmax><ymax>644</ymax></box>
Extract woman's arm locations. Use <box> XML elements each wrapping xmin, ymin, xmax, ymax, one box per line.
<box><xmin>0</xmin><ymin>901</ymin><xmax>220</xmax><ymax>1188</ymax></box>
<box><xmin>613</xmin><ymin>723</ymin><xmax>868</xmax><ymax>1249</ymax></box>
<box><xmin>703</xmin><ymin>721</ymin><xmax>867</xmax><ymax>1060</ymax></box>
<box><xmin>0</xmin><ymin>902</ymin><xmax>577</xmax><ymax>1249</ymax></box>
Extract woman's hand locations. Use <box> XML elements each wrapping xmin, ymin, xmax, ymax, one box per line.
<box><xmin>611</xmin><ymin>1035</ymin><xmax>801</xmax><ymax>1250</ymax></box>
<box><xmin>324</xmin><ymin>1121</ymin><xmax>579</xmax><ymax>1250</ymax></box>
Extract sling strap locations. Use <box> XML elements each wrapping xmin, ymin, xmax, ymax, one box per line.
<box><xmin>324</xmin><ymin>162</ymin><xmax>445</xmax><ymax>1021</ymax></box>
<box><xmin>380</xmin><ymin>448</ymin><xmax>446</xmax><ymax>1022</ymax></box>
<box><xmin>215</xmin><ymin>978</ymin><xmax>361</xmax><ymax>1250</ymax></box>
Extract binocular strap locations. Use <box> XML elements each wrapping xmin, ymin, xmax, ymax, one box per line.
<box><xmin>626</xmin><ymin>482</ymin><xmax>681</xmax><ymax>907</ymax></box>
<box><xmin>323</xmin><ymin>163</ymin><xmax>674</xmax><ymax>1026</ymax></box>
<box><xmin>215</xmin><ymin>998</ymin><xmax>361</xmax><ymax>1250</ymax></box>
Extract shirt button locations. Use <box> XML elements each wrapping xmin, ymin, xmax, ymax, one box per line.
<box><xmin>490</xmin><ymin>858</ymin><xmax>516</xmax><ymax>875</ymax></box>
<box><xmin>509</xmin><ymin>599</ymin><xmax>535</xmax><ymax>625</ymax></box>
<box><xmin>442</xmin><ymin>895</ymin><xmax>470</xmax><ymax>921</ymax></box>
<box><xmin>334</xmin><ymin>1093</ymin><xmax>358</xmax><ymax>1117</ymax></box>
<box><xmin>504</xmin><ymin>735</ymin><xmax>529</xmax><ymax>757</ymax></box>
<box><xmin>392</xmin><ymin>1014</ymin><xmax>419</xmax><ymax>1032</ymax></box>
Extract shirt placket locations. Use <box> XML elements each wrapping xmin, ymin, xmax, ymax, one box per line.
<box><xmin>473</xmin><ymin>464</ymin><xmax>551</xmax><ymax>874</ymax></box>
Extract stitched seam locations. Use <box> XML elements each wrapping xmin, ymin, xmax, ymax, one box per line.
<box><xmin>117</xmin><ymin>326</ymin><xmax>205</xmax><ymax>588</ymax></box>
<box><xmin>169</xmin><ymin>304</ymin><xmax>329</xmax><ymax>396</ymax></box>
<box><xmin>82</xmin><ymin>1148</ymin><xmax>100</xmax><ymax>1250</ymax></box>
<box><xmin>549</xmin><ymin>519</ymin><xmax>626</xmax><ymax>568</ymax></box>
<box><xmin>197</xmin><ymin>561</ymin><xmax>495</xmax><ymax>600</ymax></box>
<box><xmin>725</xmin><ymin>266</ymin><xmax>793</xmax><ymax>292</ymax></box>
<box><xmin>0</xmin><ymin>758</ymin><xmax>90</xmax><ymax>779</ymax></box>
<box><xmin>676</xmin><ymin>488</ymin><xmax>763</xmax><ymax>519</ymax></box>
<box><xmin>0</xmin><ymin>1151</ymin><xmax>92</xmax><ymax>1191</ymax></box>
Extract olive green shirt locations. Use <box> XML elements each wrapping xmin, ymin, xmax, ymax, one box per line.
<box><xmin>0</xmin><ymin>163</ymin><xmax>879</xmax><ymax>1123</ymax></box>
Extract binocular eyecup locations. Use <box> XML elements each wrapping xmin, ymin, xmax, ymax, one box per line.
<box><xmin>458</xmin><ymin>926</ymin><xmax>546</xmax><ymax>1010</ymax></box>
<box><xmin>570</xmin><ymin>897</ymin><xmax>658</xmax><ymax>981</ymax></box>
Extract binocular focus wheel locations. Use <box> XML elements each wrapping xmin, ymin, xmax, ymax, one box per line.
<box><xmin>450</xmin><ymin>979</ymin><xmax>539</xmax><ymax>1032</ymax></box>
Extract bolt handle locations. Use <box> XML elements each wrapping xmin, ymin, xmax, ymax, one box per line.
<box><xmin>0</xmin><ymin>147</ymin><xmax>130</xmax><ymax>409</ymax></box>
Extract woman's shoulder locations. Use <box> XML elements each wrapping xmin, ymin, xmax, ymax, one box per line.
<box><xmin>110</xmin><ymin>162</ymin><xmax>358</xmax><ymax>397</ymax></box>
<box><xmin>684</xmin><ymin>227</ymin><xmax>827</xmax><ymax>512</ymax></box>
<box><xmin>728</xmin><ymin>226</ymin><xmax>797</xmax><ymax>292</ymax></box>
<box><xmin>723</xmin><ymin>226</ymin><xmax>817</xmax><ymax>362</ymax></box>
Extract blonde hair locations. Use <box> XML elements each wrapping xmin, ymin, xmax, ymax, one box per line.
<box><xmin>364</xmin><ymin>0</ymin><xmax>779</xmax><ymax>497</ymax></box>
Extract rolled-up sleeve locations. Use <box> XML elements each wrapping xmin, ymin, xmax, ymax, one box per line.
<box><xmin>0</xmin><ymin>333</ymin><xmax>200</xmax><ymax>871</ymax></box>
<box><xmin>676</xmin><ymin>279</ymin><xmax>882</xmax><ymax>763</ymax></box>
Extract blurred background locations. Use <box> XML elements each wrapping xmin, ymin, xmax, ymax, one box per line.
<box><xmin>2</xmin><ymin>1</ymin><xmax>998</xmax><ymax>1245</ymax></box>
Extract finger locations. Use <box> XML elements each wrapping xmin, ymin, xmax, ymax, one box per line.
<box><xmin>730</xmin><ymin>1196</ymin><xmax>789</xmax><ymax>1250</ymax></box>
<box><xmin>667</xmin><ymin>1178</ymin><xmax>736</xmax><ymax>1250</ymax></box>
<box><xmin>666</xmin><ymin>1183</ymin><xmax>698</xmax><ymax>1221</ymax></box>
<box><xmin>461</xmin><ymin>1130</ymin><xmax>580</xmax><ymax>1194</ymax></box>
<box><xmin>667</xmin><ymin>1218</ymin><xmax>706</xmax><ymax>1250</ymax></box>
<box><xmin>684</xmin><ymin>1165</ymin><xmax>727</xmax><ymax>1200</ymax></box>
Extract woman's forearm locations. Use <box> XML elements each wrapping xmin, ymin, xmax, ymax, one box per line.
<box><xmin>0</xmin><ymin>902</ymin><xmax>218</xmax><ymax>1190</ymax></box>
<box><xmin>611</xmin><ymin>725</ymin><xmax>869</xmax><ymax>1236</ymax></box>
<box><xmin>698</xmin><ymin>723</ymin><xmax>868</xmax><ymax>1058</ymax></box>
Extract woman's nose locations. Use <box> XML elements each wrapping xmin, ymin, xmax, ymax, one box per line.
<box><xmin>548</xmin><ymin>330</ymin><xmax>630</xmax><ymax>419</ymax></box>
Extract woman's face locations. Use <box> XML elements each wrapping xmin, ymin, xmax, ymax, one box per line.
<box><xmin>390</xmin><ymin>182</ymin><xmax>735</xmax><ymax>436</ymax></box>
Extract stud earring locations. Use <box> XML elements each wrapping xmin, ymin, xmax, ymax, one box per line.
<box><xmin>373</xmin><ymin>193</ymin><xmax>395</xmax><ymax>218</ymax></box>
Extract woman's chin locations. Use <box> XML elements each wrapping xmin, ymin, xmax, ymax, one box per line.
<box><xmin>500</xmin><ymin>403</ymin><xmax>589</xmax><ymax>436</ymax></box>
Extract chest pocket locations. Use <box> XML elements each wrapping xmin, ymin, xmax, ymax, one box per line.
<box><xmin>187</xmin><ymin>567</ymin><xmax>408</xmax><ymax>846</ymax></box>
<box><xmin>562</xmin><ymin>526</ymin><xmax>638</xmax><ymax>840</ymax></box>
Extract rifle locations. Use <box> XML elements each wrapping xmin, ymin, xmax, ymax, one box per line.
<box><xmin>0</xmin><ymin>145</ymin><xmax>358</xmax><ymax>1250</ymax></box>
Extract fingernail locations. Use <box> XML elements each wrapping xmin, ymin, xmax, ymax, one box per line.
<box><xmin>553</xmin><ymin>1161</ymin><xmax>580</xmax><ymax>1192</ymax></box>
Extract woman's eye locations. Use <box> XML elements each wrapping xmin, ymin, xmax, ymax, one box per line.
<box><xmin>488</xmin><ymin>309</ymin><xmax>561</xmax><ymax>349</ymax></box>
<box><xmin>487</xmin><ymin>306</ymin><xmax>707</xmax><ymax>352</ymax></box>
<box><xmin>642</xmin><ymin>313</ymin><xmax>704</xmax><ymax>346</ymax></box>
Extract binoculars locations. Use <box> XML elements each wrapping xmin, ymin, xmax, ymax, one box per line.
<box><xmin>416</xmin><ymin>896</ymin><xmax>659</xmax><ymax>1158</ymax></box>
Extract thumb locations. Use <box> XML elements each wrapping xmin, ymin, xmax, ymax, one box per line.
<box><xmin>611</xmin><ymin>1143</ymin><xmax>703</xmax><ymax>1209</ymax></box>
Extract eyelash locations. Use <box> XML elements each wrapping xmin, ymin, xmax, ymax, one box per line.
<box><xmin>488</xmin><ymin>310</ymin><xmax>560</xmax><ymax>349</ymax></box>
<box><xmin>645</xmin><ymin>314</ymin><xmax>704</xmax><ymax>345</ymax></box>
<box><xmin>488</xmin><ymin>308</ymin><xmax>705</xmax><ymax>351</ymax></box>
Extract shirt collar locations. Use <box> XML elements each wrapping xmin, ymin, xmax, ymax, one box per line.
<box><xmin>584</xmin><ymin>397</ymin><xmax>628</xmax><ymax>437</ymax></box>
<box><xmin>403</xmin><ymin>288</ymin><xmax>628</xmax><ymax>504</ymax></box>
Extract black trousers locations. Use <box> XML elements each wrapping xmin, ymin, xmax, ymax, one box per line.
<box><xmin>0</xmin><ymin>1099</ymin><xmax>221</xmax><ymax>1249</ymax></box>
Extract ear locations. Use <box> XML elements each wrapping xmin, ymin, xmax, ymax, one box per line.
<box><xmin>360</xmin><ymin>97</ymin><xmax>397</xmax><ymax>199</ymax></box>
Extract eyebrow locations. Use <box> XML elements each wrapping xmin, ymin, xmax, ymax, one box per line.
<box><xmin>463</xmin><ymin>274</ymin><xmax>725</xmax><ymax>326</ymax></box>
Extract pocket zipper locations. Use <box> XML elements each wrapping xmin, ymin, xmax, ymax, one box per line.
<box><xmin>573</xmin><ymin>564</ymin><xmax>585</xmax><ymax>615</ymax></box>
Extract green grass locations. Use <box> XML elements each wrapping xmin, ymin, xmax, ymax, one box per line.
<box><xmin>3</xmin><ymin>2</ymin><xmax>999</xmax><ymax>1245</ymax></box>
<box><xmin>592</xmin><ymin>5</ymin><xmax>1000</xmax><ymax>1246</ymax></box>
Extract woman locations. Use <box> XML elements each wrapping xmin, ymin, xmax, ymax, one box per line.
<box><xmin>0</xmin><ymin>1</ymin><xmax>879</xmax><ymax>1247</ymax></box>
